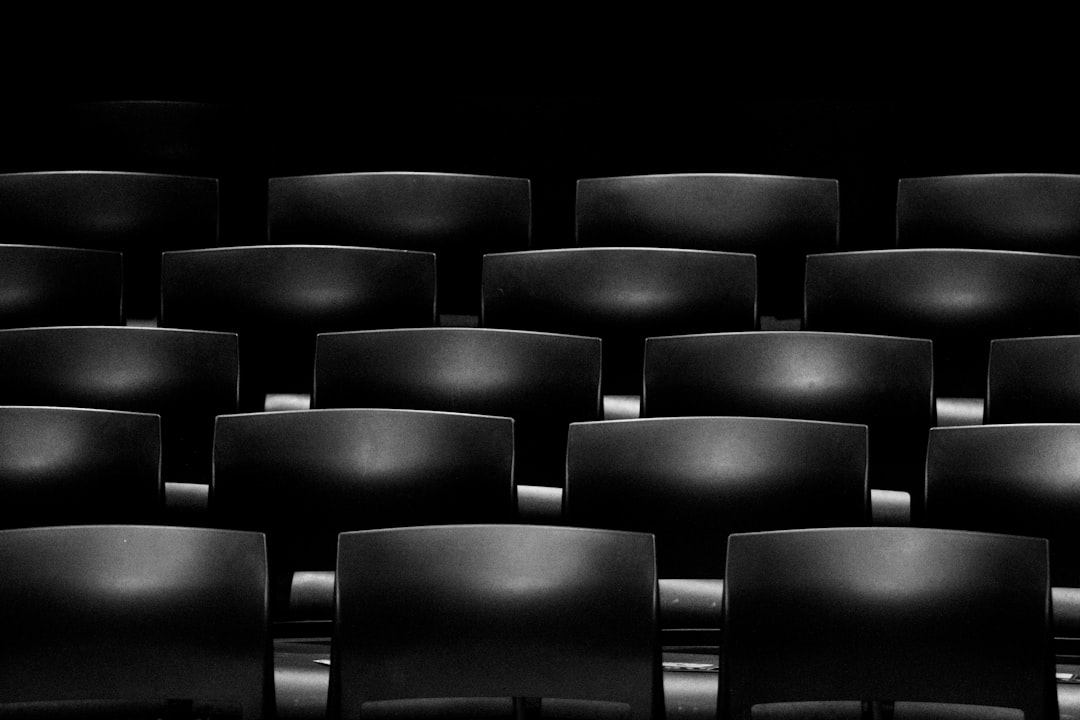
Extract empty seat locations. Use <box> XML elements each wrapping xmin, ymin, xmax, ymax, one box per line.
<box><xmin>986</xmin><ymin>335</ymin><xmax>1080</xmax><ymax>424</ymax></box>
<box><xmin>161</xmin><ymin>245</ymin><xmax>436</xmax><ymax>410</ymax></box>
<box><xmin>0</xmin><ymin>244</ymin><xmax>122</xmax><ymax>327</ymax></box>
<box><xmin>804</xmin><ymin>249</ymin><xmax>1080</xmax><ymax>403</ymax></box>
<box><xmin>330</xmin><ymin>524</ymin><xmax>661</xmax><ymax>720</ymax></box>
<box><xmin>212</xmin><ymin>408</ymin><xmax>515</xmax><ymax>621</ymax></box>
<box><xmin>897</xmin><ymin>173</ymin><xmax>1080</xmax><ymax>254</ymax></box>
<box><xmin>482</xmin><ymin>247</ymin><xmax>757</xmax><ymax>398</ymax></box>
<box><xmin>0</xmin><ymin>524</ymin><xmax>271</xmax><ymax>719</ymax></box>
<box><xmin>313</xmin><ymin>328</ymin><xmax>601</xmax><ymax>488</ymax></box>
<box><xmin>576</xmin><ymin>173</ymin><xmax>838</xmax><ymax>320</ymax></box>
<box><xmin>721</xmin><ymin>527</ymin><xmax>1056</xmax><ymax>720</ymax></box>
<box><xmin>0</xmin><ymin>326</ymin><xmax>238</xmax><ymax>488</ymax></box>
<box><xmin>0</xmin><ymin>170</ymin><xmax>218</xmax><ymax>320</ymax></box>
<box><xmin>268</xmin><ymin>171</ymin><xmax>531</xmax><ymax>318</ymax></box>
<box><xmin>643</xmin><ymin>331</ymin><xmax>933</xmax><ymax>509</ymax></box>
<box><xmin>565</xmin><ymin>416</ymin><xmax>868</xmax><ymax>642</ymax></box>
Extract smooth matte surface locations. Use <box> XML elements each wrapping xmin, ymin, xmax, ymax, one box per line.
<box><xmin>987</xmin><ymin>336</ymin><xmax>1080</xmax><ymax>424</ymax></box>
<box><xmin>576</xmin><ymin>173</ymin><xmax>837</xmax><ymax>319</ymax></box>
<box><xmin>805</xmin><ymin>249</ymin><xmax>1080</xmax><ymax>398</ymax></box>
<box><xmin>313</xmin><ymin>328</ymin><xmax>601</xmax><ymax>487</ymax></box>
<box><xmin>268</xmin><ymin>172</ymin><xmax>530</xmax><ymax>315</ymax></box>
<box><xmin>162</xmin><ymin>245</ymin><xmax>436</xmax><ymax>408</ymax></box>
<box><xmin>643</xmin><ymin>332</ymin><xmax>933</xmax><ymax>500</ymax></box>
<box><xmin>0</xmin><ymin>406</ymin><xmax>161</xmax><ymax>528</ymax></box>
<box><xmin>897</xmin><ymin>174</ymin><xmax>1080</xmax><ymax>254</ymax></box>
<box><xmin>0</xmin><ymin>525</ymin><xmax>271</xmax><ymax>719</ymax></box>
<box><xmin>330</xmin><ymin>525</ymin><xmax>660</xmax><ymax>720</ymax></box>
<box><xmin>722</xmin><ymin>527</ymin><xmax>1055</xmax><ymax>720</ymax></box>
<box><xmin>482</xmin><ymin>247</ymin><xmax>757</xmax><ymax>395</ymax></box>
<box><xmin>0</xmin><ymin>244</ymin><xmax>123</xmax><ymax>327</ymax></box>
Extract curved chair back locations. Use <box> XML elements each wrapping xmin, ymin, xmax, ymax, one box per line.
<box><xmin>986</xmin><ymin>335</ymin><xmax>1080</xmax><ymax>424</ymax></box>
<box><xmin>0</xmin><ymin>244</ymin><xmax>122</xmax><ymax>327</ymax></box>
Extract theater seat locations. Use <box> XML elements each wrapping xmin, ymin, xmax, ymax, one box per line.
<box><xmin>0</xmin><ymin>244</ymin><xmax>123</xmax><ymax>327</ymax></box>
<box><xmin>986</xmin><ymin>336</ymin><xmax>1080</xmax><ymax>424</ymax></box>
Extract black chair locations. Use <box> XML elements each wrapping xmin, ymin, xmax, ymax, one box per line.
<box><xmin>897</xmin><ymin>173</ymin><xmax>1080</xmax><ymax>254</ymax></box>
<box><xmin>576</xmin><ymin>173</ymin><xmax>837</xmax><ymax>321</ymax></box>
<box><xmin>0</xmin><ymin>406</ymin><xmax>161</xmax><ymax>528</ymax></box>
<box><xmin>330</xmin><ymin>524</ymin><xmax>661</xmax><ymax>720</ymax></box>
<box><xmin>313</xmin><ymin>328</ymin><xmax>601</xmax><ymax>490</ymax></box>
<box><xmin>212</xmin><ymin>408</ymin><xmax>514</xmax><ymax>622</ymax></box>
<box><xmin>804</xmin><ymin>249</ymin><xmax>1080</xmax><ymax>405</ymax></box>
<box><xmin>721</xmin><ymin>527</ymin><xmax>1056</xmax><ymax>720</ymax></box>
<box><xmin>986</xmin><ymin>335</ymin><xmax>1080</xmax><ymax>424</ymax></box>
<box><xmin>0</xmin><ymin>524</ymin><xmax>272</xmax><ymax>720</ymax></box>
<box><xmin>268</xmin><ymin>171</ymin><xmax>531</xmax><ymax>318</ymax></box>
<box><xmin>0</xmin><ymin>170</ymin><xmax>218</xmax><ymax>320</ymax></box>
<box><xmin>0</xmin><ymin>326</ymin><xmax>238</xmax><ymax>489</ymax></box>
<box><xmin>482</xmin><ymin>247</ymin><xmax>757</xmax><ymax>399</ymax></box>
<box><xmin>161</xmin><ymin>245</ymin><xmax>436</xmax><ymax>410</ymax></box>
<box><xmin>565</xmin><ymin>416</ymin><xmax>868</xmax><ymax>644</ymax></box>
<box><xmin>643</xmin><ymin>331</ymin><xmax>933</xmax><ymax>512</ymax></box>
<box><xmin>0</xmin><ymin>244</ymin><xmax>123</xmax><ymax>327</ymax></box>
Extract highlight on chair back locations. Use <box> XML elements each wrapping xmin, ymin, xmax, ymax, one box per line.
<box><xmin>721</xmin><ymin>527</ymin><xmax>1056</xmax><ymax>720</ymax></box>
<box><xmin>565</xmin><ymin>416</ymin><xmax>868</xmax><ymax>646</ymax></box>
<box><xmin>986</xmin><ymin>335</ymin><xmax>1080</xmax><ymax>424</ymax></box>
<box><xmin>330</xmin><ymin>524</ymin><xmax>661</xmax><ymax>720</ymax></box>
<box><xmin>313</xmin><ymin>327</ymin><xmax>601</xmax><ymax>489</ymax></box>
<box><xmin>482</xmin><ymin>247</ymin><xmax>757</xmax><ymax>399</ymax></box>
<box><xmin>0</xmin><ymin>406</ymin><xmax>161</xmax><ymax>528</ymax></box>
<box><xmin>162</xmin><ymin>245</ymin><xmax>436</xmax><ymax>411</ymax></box>
<box><xmin>576</xmin><ymin>173</ymin><xmax>838</xmax><ymax>321</ymax></box>
<box><xmin>0</xmin><ymin>170</ymin><xmax>218</xmax><ymax>320</ymax></box>
<box><xmin>897</xmin><ymin>173</ymin><xmax>1080</xmax><ymax>254</ymax></box>
<box><xmin>0</xmin><ymin>245</ymin><xmax>123</xmax><ymax>327</ymax></box>
<box><xmin>0</xmin><ymin>524</ymin><xmax>272</xmax><ymax>719</ymax></box>
<box><xmin>212</xmin><ymin>408</ymin><xmax>514</xmax><ymax>622</ymax></box>
<box><xmin>268</xmin><ymin>171</ymin><xmax>531</xmax><ymax>318</ymax></box>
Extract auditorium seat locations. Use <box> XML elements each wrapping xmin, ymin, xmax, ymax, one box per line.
<box><xmin>0</xmin><ymin>244</ymin><xmax>123</xmax><ymax>327</ymax></box>
<box><xmin>721</xmin><ymin>527</ymin><xmax>1056</xmax><ymax>720</ymax></box>
<box><xmin>330</xmin><ymin>524</ymin><xmax>661</xmax><ymax>720</ymax></box>
<box><xmin>0</xmin><ymin>406</ymin><xmax>161</xmax><ymax>528</ymax></box>
<box><xmin>0</xmin><ymin>326</ymin><xmax>238</xmax><ymax>515</ymax></box>
<box><xmin>576</xmin><ymin>172</ymin><xmax>838</xmax><ymax>323</ymax></box>
<box><xmin>312</xmin><ymin>328</ymin><xmax>601</xmax><ymax>499</ymax></box>
<box><xmin>0</xmin><ymin>170</ymin><xmax>219</xmax><ymax>321</ymax></box>
<box><xmin>565</xmin><ymin>416</ymin><xmax>868</xmax><ymax>647</ymax></box>
<box><xmin>267</xmin><ymin>171</ymin><xmax>531</xmax><ymax>321</ymax></box>
<box><xmin>0</xmin><ymin>524</ymin><xmax>272</xmax><ymax>720</ymax></box>
<box><xmin>161</xmin><ymin>245</ymin><xmax>436</xmax><ymax>411</ymax></box>
<box><xmin>897</xmin><ymin>173</ymin><xmax>1080</xmax><ymax>254</ymax></box>
<box><xmin>805</xmin><ymin>248</ymin><xmax>1080</xmax><ymax>423</ymax></box>
<box><xmin>643</xmin><ymin>331</ymin><xmax>932</xmax><ymax>522</ymax></box>
<box><xmin>482</xmin><ymin>247</ymin><xmax>757</xmax><ymax>409</ymax></box>
<box><xmin>986</xmin><ymin>335</ymin><xmax>1080</xmax><ymax>424</ymax></box>
<box><xmin>211</xmin><ymin>408</ymin><xmax>514</xmax><ymax>624</ymax></box>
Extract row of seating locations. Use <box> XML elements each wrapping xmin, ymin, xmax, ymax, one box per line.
<box><xmin>0</xmin><ymin>523</ymin><xmax>1063</xmax><ymax>720</ymax></box>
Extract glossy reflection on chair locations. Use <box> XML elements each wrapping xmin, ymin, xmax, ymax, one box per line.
<box><xmin>0</xmin><ymin>244</ymin><xmax>123</xmax><ymax>327</ymax></box>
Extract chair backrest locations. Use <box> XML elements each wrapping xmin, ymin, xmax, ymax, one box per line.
<box><xmin>0</xmin><ymin>406</ymin><xmax>161</xmax><ymax>528</ymax></box>
<box><xmin>721</xmin><ymin>527</ymin><xmax>1055</xmax><ymax>720</ymax></box>
<box><xmin>161</xmin><ymin>245</ymin><xmax>436</xmax><ymax>408</ymax></box>
<box><xmin>0</xmin><ymin>171</ymin><xmax>218</xmax><ymax>319</ymax></box>
<box><xmin>313</xmin><ymin>328</ymin><xmax>601</xmax><ymax>487</ymax></box>
<box><xmin>643</xmin><ymin>331</ymin><xmax>933</xmax><ymax>499</ymax></box>
<box><xmin>212</xmin><ymin>408</ymin><xmax>515</xmax><ymax>614</ymax></box>
<box><xmin>0</xmin><ymin>244</ymin><xmax>123</xmax><ymax>327</ymax></box>
<box><xmin>330</xmin><ymin>524</ymin><xmax>660</xmax><ymax>720</ymax></box>
<box><xmin>986</xmin><ymin>335</ymin><xmax>1080</xmax><ymax>424</ymax></box>
<box><xmin>576</xmin><ymin>173</ymin><xmax>838</xmax><ymax>319</ymax></box>
<box><xmin>565</xmin><ymin>416</ymin><xmax>868</xmax><ymax>578</ymax></box>
<box><xmin>804</xmin><ymin>249</ymin><xmax>1080</xmax><ymax>398</ymax></box>
<box><xmin>482</xmin><ymin>247</ymin><xmax>757</xmax><ymax>395</ymax></box>
<box><xmin>926</xmin><ymin>423</ymin><xmax>1080</xmax><ymax>587</ymax></box>
<box><xmin>267</xmin><ymin>171</ymin><xmax>531</xmax><ymax>316</ymax></box>
<box><xmin>0</xmin><ymin>327</ymin><xmax>238</xmax><ymax>485</ymax></box>
<box><xmin>0</xmin><ymin>524</ymin><xmax>271</xmax><ymax>720</ymax></box>
<box><xmin>897</xmin><ymin>173</ymin><xmax>1080</xmax><ymax>254</ymax></box>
